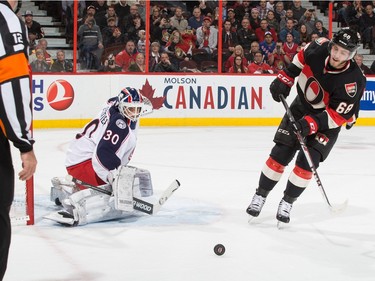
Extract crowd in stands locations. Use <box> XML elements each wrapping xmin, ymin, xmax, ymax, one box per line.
<box><xmin>22</xmin><ymin>0</ymin><xmax>375</xmax><ymax>74</ymax></box>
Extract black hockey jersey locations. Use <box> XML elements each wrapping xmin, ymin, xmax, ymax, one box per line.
<box><xmin>291</xmin><ymin>37</ymin><xmax>366</xmax><ymax>131</ymax></box>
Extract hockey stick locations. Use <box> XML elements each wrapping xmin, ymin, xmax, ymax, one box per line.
<box><xmin>279</xmin><ymin>95</ymin><xmax>348</xmax><ymax>212</ymax></box>
<box><xmin>66</xmin><ymin>175</ymin><xmax>180</xmax><ymax>215</ymax></box>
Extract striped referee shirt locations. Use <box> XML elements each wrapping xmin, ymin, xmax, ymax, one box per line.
<box><xmin>0</xmin><ymin>1</ymin><xmax>34</xmax><ymax>153</ymax></box>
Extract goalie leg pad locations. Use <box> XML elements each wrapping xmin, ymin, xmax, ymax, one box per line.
<box><xmin>69</xmin><ymin>189</ymin><xmax>133</xmax><ymax>226</ymax></box>
<box><xmin>112</xmin><ymin>166</ymin><xmax>136</xmax><ymax>212</ymax></box>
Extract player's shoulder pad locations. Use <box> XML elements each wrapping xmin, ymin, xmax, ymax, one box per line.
<box><xmin>108</xmin><ymin>107</ymin><xmax>128</xmax><ymax>131</ymax></box>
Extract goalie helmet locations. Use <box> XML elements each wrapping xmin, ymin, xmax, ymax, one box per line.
<box><xmin>329</xmin><ymin>28</ymin><xmax>360</xmax><ymax>59</ymax></box>
<box><xmin>118</xmin><ymin>87</ymin><xmax>144</xmax><ymax>121</ymax></box>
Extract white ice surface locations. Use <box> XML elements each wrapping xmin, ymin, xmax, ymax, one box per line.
<box><xmin>6</xmin><ymin>126</ymin><xmax>375</xmax><ymax>281</ymax></box>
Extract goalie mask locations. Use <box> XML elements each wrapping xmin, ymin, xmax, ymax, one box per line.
<box><xmin>328</xmin><ymin>28</ymin><xmax>360</xmax><ymax>60</ymax></box>
<box><xmin>118</xmin><ymin>87</ymin><xmax>144</xmax><ymax>121</ymax></box>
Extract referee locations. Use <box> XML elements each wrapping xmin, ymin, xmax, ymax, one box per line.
<box><xmin>0</xmin><ymin>1</ymin><xmax>37</xmax><ymax>279</ymax></box>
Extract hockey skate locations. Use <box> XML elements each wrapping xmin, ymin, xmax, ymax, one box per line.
<box><xmin>276</xmin><ymin>199</ymin><xmax>293</xmax><ymax>223</ymax></box>
<box><xmin>246</xmin><ymin>194</ymin><xmax>266</xmax><ymax>218</ymax></box>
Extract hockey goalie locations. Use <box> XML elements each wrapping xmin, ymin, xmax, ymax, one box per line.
<box><xmin>45</xmin><ymin>87</ymin><xmax>157</xmax><ymax>226</ymax></box>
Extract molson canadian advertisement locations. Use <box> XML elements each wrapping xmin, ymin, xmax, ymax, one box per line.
<box><xmin>32</xmin><ymin>74</ymin><xmax>375</xmax><ymax>128</ymax></box>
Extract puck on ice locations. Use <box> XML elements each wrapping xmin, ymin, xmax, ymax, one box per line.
<box><xmin>214</xmin><ymin>244</ymin><xmax>225</xmax><ymax>256</ymax></box>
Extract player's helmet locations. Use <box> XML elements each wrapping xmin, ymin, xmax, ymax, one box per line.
<box><xmin>118</xmin><ymin>87</ymin><xmax>144</xmax><ymax>121</ymax></box>
<box><xmin>329</xmin><ymin>28</ymin><xmax>360</xmax><ymax>59</ymax></box>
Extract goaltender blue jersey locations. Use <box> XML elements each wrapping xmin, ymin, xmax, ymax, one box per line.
<box><xmin>65</xmin><ymin>97</ymin><xmax>138</xmax><ymax>183</ymax></box>
<box><xmin>291</xmin><ymin>37</ymin><xmax>366</xmax><ymax>130</ymax></box>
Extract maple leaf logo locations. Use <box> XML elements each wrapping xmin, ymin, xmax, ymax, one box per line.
<box><xmin>139</xmin><ymin>79</ymin><xmax>165</xmax><ymax>110</ymax></box>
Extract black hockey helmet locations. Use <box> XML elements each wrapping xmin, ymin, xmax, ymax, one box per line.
<box><xmin>329</xmin><ymin>28</ymin><xmax>360</xmax><ymax>59</ymax></box>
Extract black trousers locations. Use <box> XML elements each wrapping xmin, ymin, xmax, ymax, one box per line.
<box><xmin>0</xmin><ymin>130</ymin><xmax>14</xmax><ymax>281</ymax></box>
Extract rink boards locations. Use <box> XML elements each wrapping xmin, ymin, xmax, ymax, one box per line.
<box><xmin>31</xmin><ymin>73</ymin><xmax>375</xmax><ymax>128</ymax></box>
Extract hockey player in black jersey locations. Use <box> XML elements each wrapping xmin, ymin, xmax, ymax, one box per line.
<box><xmin>246</xmin><ymin>28</ymin><xmax>366</xmax><ymax>224</ymax></box>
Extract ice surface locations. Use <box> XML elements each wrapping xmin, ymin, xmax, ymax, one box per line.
<box><xmin>6</xmin><ymin>127</ymin><xmax>375</xmax><ymax>281</ymax></box>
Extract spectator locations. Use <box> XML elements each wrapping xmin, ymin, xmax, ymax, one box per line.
<box><xmin>106</xmin><ymin>26</ymin><xmax>128</xmax><ymax>53</ymax></box>
<box><xmin>164</xmin><ymin>29</ymin><xmax>192</xmax><ymax>67</ymax></box>
<box><xmin>123</xmin><ymin>4</ymin><xmax>140</xmax><ymax>33</ymax></box>
<box><xmin>234</xmin><ymin>0</ymin><xmax>253</xmax><ymax>21</ymax></box>
<box><xmin>226</xmin><ymin>8</ymin><xmax>240</xmax><ymax>32</ymax></box>
<box><xmin>114</xmin><ymin>0</ymin><xmax>130</xmax><ymax>26</ymax></box>
<box><xmin>181</xmin><ymin>27</ymin><xmax>197</xmax><ymax>51</ymax></box>
<box><xmin>170</xmin><ymin>6</ymin><xmax>188</xmax><ymax>32</ymax></box>
<box><xmin>267</xmin><ymin>40</ymin><xmax>288</xmax><ymax>73</ymax></box>
<box><xmin>30</xmin><ymin>49</ymin><xmax>50</xmax><ymax>72</ymax></box>
<box><xmin>274</xmin><ymin>1</ymin><xmax>286</xmax><ymax>23</ymax></box>
<box><xmin>102</xmin><ymin>17</ymin><xmax>118</xmax><ymax>48</ymax></box>
<box><xmin>250</xmin><ymin>8</ymin><xmax>262</xmax><ymax>30</ymax></box>
<box><xmin>335</xmin><ymin>1</ymin><xmax>350</xmax><ymax>27</ymax></box>
<box><xmin>354</xmin><ymin>53</ymin><xmax>373</xmax><ymax>74</ymax></box>
<box><xmin>127</xmin><ymin>13</ymin><xmax>146</xmax><ymax>42</ymax></box>
<box><xmin>280</xmin><ymin>9</ymin><xmax>297</xmax><ymax>30</ymax></box>
<box><xmin>23</xmin><ymin>10</ymin><xmax>45</xmax><ymax>51</ymax></box>
<box><xmin>115</xmin><ymin>40</ymin><xmax>138</xmax><ymax>72</ymax></box>
<box><xmin>279</xmin><ymin>19</ymin><xmax>300</xmax><ymax>43</ymax></box>
<box><xmin>222</xmin><ymin>19</ymin><xmax>238</xmax><ymax>52</ymax></box>
<box><xmin>80</xmin><ymin>5</ymin><xmax>97</xmax><ymax>27</ymax></box>
<box><xmin>255</xmin><ymin>19</ymin><xmax>278</xmax><ymax>43</ymax></box>
<box><xmin>346</xmin><ymin>0</ymin><xmax>365</xmax><ymax>30</ymax></box>
<box><xmin>314</xmin><ymin>20</ymin><xmax>329</xmax><ymax>39</ymax></box>
<box><xmin>256</xmin><ymin>0</ymin><xmax>270</xmax><ymax>20</ymax></box>
<box><xmin>359</xmin><ymin>4</ymin><xmax>375</xmax><ymax>49</ymax></box>
<box><xmin>198</xmin><ymin>0</ymin><xmax>214</xmax><ymax>16</ymax></box>
<box><xmin>96</xmin><ymin>4</ymin><xmax>119</xmax><ymax>30</ymax></box>
<box><xmin>153</xmin><ymin>52</ymin><xmax>179</xmax><ymax>72</ymax></box>
<box><xmin>29</xmin><ymin>38</ymin><xmax>53</xmax><ymax>67</ymax></box>
<box><xmin>149</xmin><ymin>41</ymin><xmax>161</xmax><ymax>72</ymax></box>
<box><xmin>228</xmin><ymin>55</ymin><xmax>249</xmax><ymax>73</ymax></box>
<box><xmin>298</xmin><ymin>24</ymin><xmax>310</xmax><ymax>43</ymax></box>
<box><xmin>188</xmin><ymin>6</ymin><xmax>204</xmax><ymax>32</ymax></box>
<box><xmin>282</xmin><ymin>33</ymin><xmax>298</xmax><ymax>61</ymax></box>
<box><xmin>310</xmin><ymin>31</ymin><xmax>320</xmax><ymax>42</ymax></box>
<box><xmin>224</xmin><ymin>44</ymin><xmax>248</xmax><ymax>72</ymax></box>
<box><xmin>62</xmin><ymin>0</ymin><xmax>86</xmax><ymax>44</ymax></box>
<box><xmin>137</xmin><ymin>30</ymin><xmax>147</xmax><ymax>55</ymax></box>
<box><xmin>152</xmin><ymin>15</ymin><xmax>176</xmax><ymax>48</ymax></box>
<box><xmin>246</xmin><ymin>41</ymin><xmax>261</xmax><ymax>62</ymax></box>
<box><xmin>237</xmin><ymin>17</ymin><xmax>257</xmax><ymax>50</ymax></box>
<box><xmin>299</xmin><ymin>9</ymin><xmax>319</xmax><ymax>36</ymax></box>
<box><xmin>266</xmin><ymin>10</ymin><xmax>280</xmax><ymax>33</ymax></box>
<box><xmin>128</xmin><ymin>53</ymin><xmax>146</xmax><ymax>72</ymax></box>
<box><xmin>78</xmin><ymin>18</ymin><xmax>104</xmax><ymax>70</ymax></box>
<box><xmin>291</xmin><ymin>0</ymin><xmax>307</xmax><ymax>22</ymax></box>
<box><xmin>50</xmin><ymin>50</ymin><xmax>73</xmax><ymax>72</ymax></box>
<box><xmin>92</xmin><ymin>0</ymin><xmax>108</xmax><ymax>15</ymax></box>
<box><xmin>196</xmin><ymin>16</ymin><xmax>218</xmax><ymax>53</ymax></box>
<box><xmin>248</xmin><ymin>51</ymin><xmax>274</xmax><ymax>74</ymax></box>
<box><xmin>100</xmin><ymin>53</ymin><xmax>122</xmax><ymax>72</ymax></box>
<box><xmin>260</xmin><ymin>31</ymin><xmax>276</xmax><ymax>58</ymax></box>
<box><xmin>150</xmin><ymin>5</ymin><xmax>162</xmax><ymax>38</ymax></box>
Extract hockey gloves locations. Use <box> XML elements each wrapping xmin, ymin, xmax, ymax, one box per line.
<box><xmin>269</xmin><ymin>70</ymin><xmax>294</xmax><ymax>102</ymax></box>
<box><xmin>294</xmin><ymin>116</ymin><xmax>318</xmax><ymax>137</ymax></box>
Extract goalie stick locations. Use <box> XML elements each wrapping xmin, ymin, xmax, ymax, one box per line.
<box><xmin>66</xmin><ymin>175</ymin><xmax>180</xmax><ymax>215</ymax></box>
<box><xmin>279</xmin><ymin>95</ymin><xmax>348</xmax><ymax>212</ymax></box>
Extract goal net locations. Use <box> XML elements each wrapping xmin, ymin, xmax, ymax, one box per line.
<box><xmin>9</xmin><ymin>145</ymin><xmax>34</xmax><ymax>226</ymax></box>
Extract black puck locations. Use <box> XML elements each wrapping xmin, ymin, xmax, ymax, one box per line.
<box><xmin>214</xmin><ymin>244</ymin><xmax>225</xmax><ymax>256</ymax></box>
